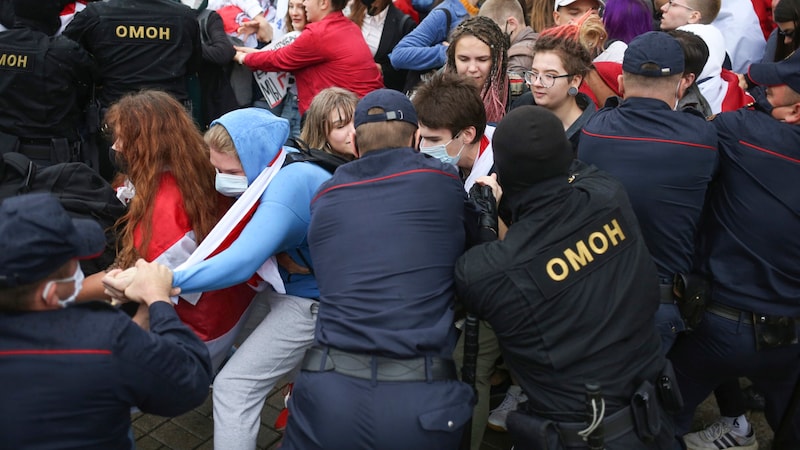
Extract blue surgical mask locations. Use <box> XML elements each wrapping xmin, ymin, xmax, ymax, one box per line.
<box><xmin>43</xmin><ymin>264</ymin><xmax>85</xmax><ymax>308</ymax></box>
<box><xmin>215</xmin><ymin>171</ymin><xmax>249</xmax><ymax>197</ymax></box>
<box><xmin>420</xmin><ymin>135</ymin><xmax>465</xmax><ymax>166</ymax></box>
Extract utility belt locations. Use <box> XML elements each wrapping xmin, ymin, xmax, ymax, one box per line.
<box><xmin>707</xmin><ymin>302</ymin><xmax>800</xmax><ymax>351</ymax></box>
<box><xmin>507</xmin><ymin>363</ymin><xmax>682</xmax><ymax>449</ymax></box>
<box><xmin>0</xmin><ymin>131</ymin><xmax>81</xmax><ymax>166</ymax></box>
<box><xmin>300</xmin><ymin>346</ymin><xmax>458</xmax><ymax>383</ymax></box>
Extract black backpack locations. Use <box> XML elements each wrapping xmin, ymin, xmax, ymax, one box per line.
<box><xmin>0</xmin><ymin>153</ymin><xmax>127</xmax><ymax>275</ymax></box>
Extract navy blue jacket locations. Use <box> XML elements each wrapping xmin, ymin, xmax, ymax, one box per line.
<box><xmin>578</xmin><ymin>97</ymin><xmax>719</xmax><ymax>282</ymax></box>
<box><xmin>308</xmin><ymin>147</ymin><xmax>471</xmax><ymax>358</ymax></box>
<box><xmin>702</xmin><ymin>108</ymin><xmax>800</xmax><ymax>316</ymax></box>
<box><xmin>0</xmin><ymin>302</ymin><xmax>212</xmax><ymax>449</ymax></box>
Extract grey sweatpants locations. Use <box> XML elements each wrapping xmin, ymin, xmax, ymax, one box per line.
<box><xmin>212</xmin><ymin>291</ymin><xmax>318</xmax><ymax>450</ymax></box>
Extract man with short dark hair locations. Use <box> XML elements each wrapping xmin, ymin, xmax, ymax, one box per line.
<box><xmin>456</xmin><ymin>105</ymin><xmax>679</xmax><ymax>450</ymax></box>
<box><xmin>670</xmin><ymin>49</ymin><xmax>800</xmax><ymax>450</ymax></box>
<box><xmin>413</xmin><ymin>72</ymin><xmax>493</xmax><ymax>191</ymax></box>
<box><xmin>0</xmin><ymin>193</ymin><xmax>212</xmax><ymax>449</ymax></box>
<box><xmin>281</xmin><ymin>89</ymin><xmax>476</xmax><ymax>449</ymax></box>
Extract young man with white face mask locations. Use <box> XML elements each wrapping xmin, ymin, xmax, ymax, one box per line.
<box><xmin>579</xmin><ymin>31</ymin><xmax>718</xmax><ymax>356</ymax></box>
<box><xmin>0</xmin><ymin>193</ymin><xmax>212</xmax><ymax>449</ymax></box>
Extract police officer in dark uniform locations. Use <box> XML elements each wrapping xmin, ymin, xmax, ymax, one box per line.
<box><xmin>0</xmin><ymin>0</ymin><xmax>94</xmax><ymax>167</ymax></box>
<box><xmin>63</xmin><ymin>0</ymin><xmax>202</xmax><ymax>178</ymax></box>
<box><xmin>578</xmin><ymin>31</ymin><xmax>719</xmax><ymax>354</ymax></box>
<box><xmin>668</xmin><ymin>51</ymin><xmax>800</xmax><ymax>449</ymax></box>
<box><xmin>281</xmin><ymin>90</ymin><xmax>476</xmax><ymax>449</ymax></box>
<box><xmin>456</xmin><ymin>106</ymin><xmax>680</xmax><ymax>450</ymax></box>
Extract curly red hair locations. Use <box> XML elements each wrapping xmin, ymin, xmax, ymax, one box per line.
<box><xmin>105</xmin><ymin>90</ymin><xmax>222</xmax><ymax>269</ymax></box>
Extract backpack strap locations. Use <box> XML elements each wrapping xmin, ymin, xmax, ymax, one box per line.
<box><xmin>283</xmin><ymin>140</ymin><xmax>350</xmax><ymax>174</ymax></box>
<box><xmin>198</xmin><ymin>9</ymin><xmax>213</xmax><ymax>45</ymax></box>
<box><xmin>442</xmin><ymin>8</ymin><xmax>452</xmax><ymax>35</ymax></box>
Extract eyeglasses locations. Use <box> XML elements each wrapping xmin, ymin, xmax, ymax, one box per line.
<box><xmin>523</xmin><ymin>71</ymin><xmax>572</xmax><ymax>88</ymax></box>
<box><xmin>665</xmin><ymin>0</ymin><xmax>695</xmax><ymax>11</ymax></box>
<box><xmin>778</xmin><ymin>27</ymin><xmax>796</xmax><ymax>39</ymax></box>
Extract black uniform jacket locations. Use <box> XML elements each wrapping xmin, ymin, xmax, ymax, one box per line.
<box><xmin>455</xmin><ymin>162</ymin><xmax>665</xmax><ymax>420</ymax></box>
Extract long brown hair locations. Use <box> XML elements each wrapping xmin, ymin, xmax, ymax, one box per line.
<box><xmin>105</xmin><ymin>90</ymin><xmax>219</xmax><ymax>269</ymax></box>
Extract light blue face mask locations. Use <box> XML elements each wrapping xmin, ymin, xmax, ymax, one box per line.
<box><xmin>420</xmin><ymin>134</ymin><xmax>465</xmax><ymax>166</ymax></box>
<box><xmin>215</xmin><ymin>171</ymin><xmax>249</xmax><ymax>197</ymax></box>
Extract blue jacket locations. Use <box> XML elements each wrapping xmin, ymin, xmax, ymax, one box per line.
<box><xmin>172</xmin><ymin>109</ymin><xmax>330</xmax><ymax>299</ymax></box>
<box><xmin>308</xmin><ymin>148</ymin><xmax>470</xmax><ymax>358</ymax></box>
<box><xmin>0</xmin><ymin>302</ymin><xmax>211</xmax><ymax>449</ymax></box>
<box><xmin>702</xmin><ymin>108</ymin><xmax>800</xmax><ymax>316</ymax></box>
<box><xmin>389</xmin><ymin>0</ymin><xmax>469</xmax><ymax>71</ymax></box>
<box><xmin>578</xmin><ymin>97</ymin><xmax>718</xmax><ymax>282</ymax></box>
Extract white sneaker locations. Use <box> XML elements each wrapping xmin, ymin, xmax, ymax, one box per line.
<box><xmin>683</xmin><ymin>419</ymin><xmax>758</xmax><ymax>450</ymax></box>
<box><xmin>487</xmin><ymin>385</ymin><xmax>527</xmax><ymax>432</ymax></box>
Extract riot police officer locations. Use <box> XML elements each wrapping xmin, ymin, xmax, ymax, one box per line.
<box><xmin>64</xmin><ymin>0</ymin><xmax>202</xmax><ymax>178</ymax></box>
<box><xmin>0</xmin><ymin>0</ymin><xmax>94</xmax><ymax>166</ymax></box>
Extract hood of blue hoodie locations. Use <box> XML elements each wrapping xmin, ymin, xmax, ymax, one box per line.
<box><xmin>211</xmin><ymin>108</ymin><xmax>289</xmax><ymax>184</ymax></box>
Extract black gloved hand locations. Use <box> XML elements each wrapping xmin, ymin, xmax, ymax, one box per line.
<box><xmin>469</xmin><ymin>183</ymin><xmax>498</xmax><ymax>242</ymax></box>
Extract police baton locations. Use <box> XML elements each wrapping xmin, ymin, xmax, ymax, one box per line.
<box><xmin>459</xmin><ymin>313</ymin><xmax>479</xmax><ymax>450</ymax></box>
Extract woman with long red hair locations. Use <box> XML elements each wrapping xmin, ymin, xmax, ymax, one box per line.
<box><xmin>83</xmin><ymin>90</ymin><xmax>257</xmax><ymax>372</ymax></box>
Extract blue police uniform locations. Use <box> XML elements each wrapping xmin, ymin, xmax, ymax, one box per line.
<box><xmin>578</xmin><ymin>97</ymin><xmax>719</xmax><ymax>352</ymax></box>
<box><xmin>0</xmin><ymin>302</ymin><xmax>212</xmax><ymax>449</ymax></box>
<box><xmin>667</xmin><ymin>106</ymin><xmax>800</xmax><ymax>445</ymax></box>
<box><xmin>281</xmin><ymin>147</ymin><xmax>475</xmax><ymax>450</ymax></box>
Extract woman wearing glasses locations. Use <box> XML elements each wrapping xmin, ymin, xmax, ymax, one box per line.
<box><xmin>515</xmin><ymin>32</ymin><xmax>595</xmax><ymax>153</ymax></box>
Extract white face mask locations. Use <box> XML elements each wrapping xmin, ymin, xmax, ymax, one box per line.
<box><xmin>215</xmin><ymin>171</ymin><xmax>249</xmax><ymax>197</ymax></box>
<box><xmin>43</xmin><ymin>264</ymin><xmax>85</xmax><ymax>308</ymax></box>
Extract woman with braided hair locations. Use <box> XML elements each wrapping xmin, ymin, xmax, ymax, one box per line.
<box><xmin>446</xmin><ymin>15</ymin><xmax>510</xmax><ymax>122</ymax></box>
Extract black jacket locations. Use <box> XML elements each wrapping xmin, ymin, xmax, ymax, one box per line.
<box><xmin>0</xmin><ymin>26</ymin><xmax>93</xmax><ymax>142</ymax></box>
<box><xmin>455</xmin><ymin>162</ymin><xmax>665</xmax><ymax>418</ymax></box>
<box><xmin>63</xmin><ymin>0</ymin><xmax>202</xmax><ymax>107</ymax></box>
<box><xmin>374</xmin><ymin>4</ymin><xmax>415</xmax><ymax>92</ymax></box>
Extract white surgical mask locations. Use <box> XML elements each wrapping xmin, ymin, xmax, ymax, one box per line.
<box><xmin>215</xmin><ymin>171</ymin><xmax>249</xmax><ymax>197</ymax></box>
<box><xmin>420</xmin><ymin>135</ymin><xmax>465</xmax><ymax>166</ymax></box>
<box><xmin>43</xmin><ymin>264</ymin><xmax>85</xmax><ymax>308</ymax></box>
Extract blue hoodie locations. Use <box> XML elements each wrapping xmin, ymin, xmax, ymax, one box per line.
<box><xmin>172</xmin><ymin>108</ymin><xmax>331</xmax><ymax>299</ymax></box>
